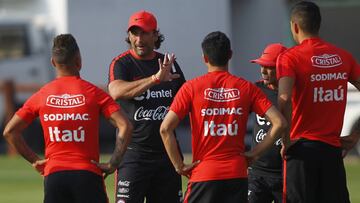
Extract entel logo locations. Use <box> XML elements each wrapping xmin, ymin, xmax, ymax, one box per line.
<box><xmin>134</xmin><ymin>89</ymin><xmax>173</xmax><ymax>101</ymax></box>
<box><xmin>204</xmin><ymin>88</ymin><xmax>240</xmax><ymax>102</ymax></box>
<box><xmin>311</xmin><ymin>54</ymin><xmax>342</xmax><ymax>68</ymax></box>
<box><xmin>46</xmin><ymin>94</ymin><xmax>85</xmax><ymax>108</ymax></box>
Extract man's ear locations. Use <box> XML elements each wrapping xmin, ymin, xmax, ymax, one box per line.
<box><xmin>202</xmin><ymin>53</ymin><xmax>209</xmax><ymax>64</ymax></box>
<box><xmin>229</xmin><ymin>50</ymin><xmax>233</xmax><ymax>60</ymax></box>
<box><xmin>50</xmin><ymin>57</ymin><xmax>56</xmax><ymax>67</ymax></box>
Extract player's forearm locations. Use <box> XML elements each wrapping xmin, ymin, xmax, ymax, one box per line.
<box><xmin>108</xmin><ymin>77</ymin><xmax>156</xmax><ymax>100</ymax></box>
<box><xmin>4</xmin><ymin>132</ymin><xmax>40</xmax><ymax>164</ymax></box>
<box><xmin>249</xmin><ymin>116</ymin><xmax>287</xmax><ymax>159</ymax></box>
<box><xmin>160</xmin><ymin>130</ymin><xmax>183</xmax><ymax>171</ymax></box>
<box><xmin>109</xmin><ymin>122</ymin><xmax>132</xmax><ymax>168</ymax></box>
<box><xmin>278</xmin><ymin>97</ymin><xmax>292</xmax><ymax>146</ymax></box>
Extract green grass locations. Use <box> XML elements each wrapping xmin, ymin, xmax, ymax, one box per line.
<box><xmin>0</xmin><ymin>155</ymin><xmax>360</xmax><ymax>203</ymax></box>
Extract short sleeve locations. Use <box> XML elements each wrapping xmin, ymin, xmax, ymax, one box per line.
<box><xmin>96</xmin><ymin>88</ymin><xmax>120</xmax><ymax>118</ymax></box>
<box><xmin>108</xmin><ymin>58</ymin><xmax>130</xmax><ymax>83</ymax></box>
<box><xmin>169</xmin><ymin>82</ymin><xmax>192</xmax><ymax>120</ymax></box>
<box><xmin>249</xmin><ymin>84</ymin><xmax>273</xmax><ymax>117</ymax></box>
<box><xmin>276</xmin><ymin>52</ymin><xmax>296</xmax><ymax>80</ymax></box>
<box><xmin>348</xmin><ymin>55</ymin><xmax>360</xmax><ymax>81</ymax></box>
<box><xmin>16</xmin><ymin>92</ymin><xmax>41</xmax><ymax>123</ymax></box>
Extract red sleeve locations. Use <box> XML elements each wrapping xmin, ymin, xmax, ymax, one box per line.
<box><xmin>348</xmin><ymin>55</ymin><xmax>360</xmax><ymax>81</ymax></box>
<box><xmin>169</xmin><ymin>82</ymin><xmax>192</xmax><ymax>120</ymax></box>
<box><xmin>96</xmin><ymin>88</ymin><xmax>120</xmax><ymax>118</ymax></box>
<box><xmin>250</xmin><ymin>84</ymin><xmax>272</xmax><ymax>117</ymax></box>
<box><xmin>15</xmin><ymin>92</ymin><xmax>41</xmax><ymax>123</ymax></box>
<box><xmin>276</xmin><ymin>52</ymin><xmax>296</xmax><ymax>80</ymax></box>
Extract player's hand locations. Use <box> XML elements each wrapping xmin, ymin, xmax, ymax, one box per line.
<box><xmin>341</xmin><ymin>134</ymin><xmax>360</xmax><ymax>157</ymax></box>
<box><xmin>175</xmin><ymin>160</ymin><xmax>200</xmax><ymax>178</ymax></box>
<box><xmin>32</xmin><ymin>158</ymin><xmax>48</xmax><ymax>176</ymax></box>
<box><xmin>91</xmin><ymin>160</ymin><xmax>116</xmax><ymax>179</ymax></box>
<box><xmin>243</xmin><ymin>151</ymin><xmax>259</xmax><ymax>166</ymax></box>
<box><xmin>280</xmin><ymin>139</ymin><xmax>299</xmax><ymax>159</ymax></box>
<box><xmin>155</xmin><ymin>53</ymin><xmax>180</xmax><ymax>82</ymax></box>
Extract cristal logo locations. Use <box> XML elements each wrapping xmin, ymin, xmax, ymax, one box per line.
<box><xmin>134</xmin><ymin>106</ymin><xmax>168</xmax><ymax>121</ymax></box>
<box><xmin>134</xmin><ymin>89</ymin><xmax>173</xmax><ymax>101</ymax></box>
<box><xmin>46</xmin><ymin>94</ymin><xmax>85</xmax><ymax>108</ymax></box>
<box><xmin>311</xmin><ymin>54</ymin><xmax>342</xmax><ymax>68</ymax></box>
<box><xmin>204</xmin><ymin>88</ymin><xmax>240</xmax><ymax>102</ymax></box>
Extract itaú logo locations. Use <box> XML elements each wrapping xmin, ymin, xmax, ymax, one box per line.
<box><xmin>204</xmin><ymin>88</ymin><xmax>240</xmax><ymax>102</ymax></box>
<box><xmin>46</xmin><ymin>94</ymin><xmax>85</xmax><ymax>108</ymax></box>
<box><xmin>311</xmin><ymin>54</ymin><xmax>342</xmax><ymax>68</ymax></box>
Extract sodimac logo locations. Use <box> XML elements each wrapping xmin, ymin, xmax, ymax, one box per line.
<box><xmin>311</xmin><ymin>54</ymin><xmax>342</xmax><ymax>68</ymax></box>
<box><xmin>204</xmin><ymin>88</ymin><xmax>240</xmax><ymax>102</ymax></box>
<box><xmin>46</xmin><ymin>94</ymin><xmax>86</xmax><ymax>108</ymax></box>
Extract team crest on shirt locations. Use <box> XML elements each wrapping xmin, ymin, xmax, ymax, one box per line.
<box><xmin>204</xmin><ymin>88</ymin><xmax>240</xmax><ymax>102</ymax></box>
<box><xmin>46</xmin><ymin>94</ymin><xmax>86</xmax><ymax>108</ymax></box>
<box><xmin>311</xmin><ymin>54</ymin><xmax>342</xmax><ymax>68</ymax></box>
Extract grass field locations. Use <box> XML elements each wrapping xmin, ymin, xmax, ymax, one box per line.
<box><xmin>0</xmin><ymin>155</ymin><xmax>360</xmax><ymax>203</ymax></box>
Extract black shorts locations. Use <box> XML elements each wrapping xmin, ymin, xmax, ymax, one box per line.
<box><xmin>248</xmin><ymin>169</ymin><xmax>282</xmax><ymax>203</ymax></box>
<box><xmin>44</xmin><ymin>170</ymin><xmax>108</xmax><ymax>203</ymax></box>
<box><xmin>184</xmin><ymin>178</ymin><xmax>248</xmax><ymax>203</ymax></box>
<box><xmin>284</xmin><ymin>139</ymin><xmax>350</xmax><ymax>203</ymax></box>
<box><xmin>115</xmin><ymin>149</ymin><xmax>182</xmax><ymax>203</ymax></box>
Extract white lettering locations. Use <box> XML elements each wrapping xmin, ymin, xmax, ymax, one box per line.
<box><xmin>48</xmin><ymin>126</ymin><xmax>85</xmax><ymax>142</ymax></box>
<box><xmin>204</xmin><ymin>120</ymin><xmax>238</xmax><ymax>136</ymax></box>
<box><xmin>134</xmin><ymin>89</ymin><xmax>173</xmax><ymax>101</ymax></box>
<box><xmin>44</xmin><ymin>113</ymin><xmax>90</xmax><ymax>121</ymax></box>
<box><xmin>310</xmin><ymin>72</ymin><xmax>347</xmax><ymax>82</ymax></box>
<box><xmin>134</xmin><ymin>106</ymin><xmax>169</xmax><ymax>121</ymax></box>
<box><xmin>201</xmin><ymin>107</ymin><xmax>243</xmax><ymax>116</ymax></box>
<box><xmin>204</xmin><ymin>88</ymin><xmax>240</xmax><ymax>102</ymax></box>
<box><xmin>313</xmin><ymin>85</ymin><xmax>344</xmax><ymax>103</ymax></box>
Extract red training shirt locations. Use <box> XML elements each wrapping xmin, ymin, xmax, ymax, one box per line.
<box><xmin>170</xmin><ymin>71</ymin><xmax>272</xmax><ymax>182</ymax></box>
<box><xmin>277</xmin><ymin>37</ymin><xmax>360</xmax><ymax>147</ymax></box>
<box><xmin>16</xmin><ymin>76</ymin><xmax>120</xmax><ymax>176</ymax></box>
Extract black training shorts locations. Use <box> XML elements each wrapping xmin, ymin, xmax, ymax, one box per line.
<box><xmin>44</xmin><ymin>170</ymin><xmax>108</xmax><ymax>203</ymax></box>
<box><xmin>284</xmin><ymin>139</ymin><xmax>350</xmax><ymax>203</ymax></box>
<box><xmin>184</xmin><ymin>178</ymin><xmax>248</xmax><ymax>203</ymax></box>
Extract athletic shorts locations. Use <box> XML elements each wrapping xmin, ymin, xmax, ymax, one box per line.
<box><xmin>248</xmin><ymin>169</ymin><xmax>282</xmax><ymax>203</ymax></box>
<box><xmin>44</xmin><ymin>170</ymin><xmax>108</xmax><ymax>203</ymax></box>
<box><xmin>284</xmin><ymin>139</ymin><xmax>350</xmax><ymax>203</ymax></box>
<box><xmin>115</xmin><ymin>149</ymin><xmax>182</xmax><ymax>203</ymax></box>
<box><xmin>184</xmin><ymin>178</ymin><xmax>248</xmax><ymax>203</ymax></box>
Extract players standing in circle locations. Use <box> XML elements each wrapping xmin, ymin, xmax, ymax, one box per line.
<box><xmin>277</xmin><ymin>1</ymin><xmax>360</xmax><ymax>202</ymax></box>
<box><xmin>248</xmin><ymin>43</ymin><xmax>287</xmax><ymax>203</ymax></box>
<box><xmin>108</xmin><ymin>10</ymin><xmax>186</xmax><ymax>203</ymax></box>
<box><xmin>160</xmin><ymin>31</ymin><xmax>287</xmax><ymax>203</ymax></box>
<box><xmin>3</xmin><ymin>34</ymin><xmax>133</xmax><ymax>203</ymax></box>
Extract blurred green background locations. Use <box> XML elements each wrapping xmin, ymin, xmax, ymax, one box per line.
<box><xmin>1</xmin><ymin>155</ymin><xmax>360</xmax><ymax>203</ymax></box>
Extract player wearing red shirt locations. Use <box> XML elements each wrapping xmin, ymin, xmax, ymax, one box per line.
<box><xmin>3</xmin><ymin>34</ymin><xmax>132</xmax><ymax>203</ymax></box>
<box><xmin>160</xmin><ymin>31</ymin><xmax>286</xmax><ymax>203</ymax></box>
<box><xmin>277</xmin><ymin>2</ymin><xmax>360</xmax><ymax>203</ymax></box>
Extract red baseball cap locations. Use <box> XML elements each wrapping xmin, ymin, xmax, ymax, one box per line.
<box><xmin>251</xmin><ymin>43</ymin><xmax>287</xmax><ymax>67</ymax></box>
<box><xmin>128</xmin><ymin>10</ymin><xmax>157</xmax><ymax>32</ymax></box>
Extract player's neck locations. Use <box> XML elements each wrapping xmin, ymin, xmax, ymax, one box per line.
<box><xmin>207</xmin><ymin>64</ymin><xmax>228</xmax><ymax>73</ymax></box>
<box><xmin>56</xmin><ymin>68</ymin><xmax>80</xmax><ymax>78</ymax></box>
<box><xmin>297</xmin><ymin>32</ymin><xmax>319</xmax><ymax>44</ymax></box>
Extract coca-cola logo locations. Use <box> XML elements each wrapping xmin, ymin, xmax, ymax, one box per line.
<box><xmin>204</xmin><ymin>88</ymin><xmax>240</xmax><ymax>102</ymax></box>
<box><xmin>255</xmin><ymin>129</ymin><xmax>281</xmax><ymax>145</ymax></box>
<box><xmin>46</xmin><ymin>94</ymin><xmax>85</xmax><ymax>108</ymax></box>
<box><xmin>134</xmin><ymin>106</ymin><xmax>169</xmax><ymax>121</ymax></box>
<box><xmin>311</xmin><ymin>54</ymin><xmax>342</xmax><ymax>68</ymax></box>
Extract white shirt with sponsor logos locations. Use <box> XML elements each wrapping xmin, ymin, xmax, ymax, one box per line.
<box><xmin>170</xmin><ymin>71</ymin><xmax>272</xmax><ymax>182</ymax></box>
<box><xmin>16</xmin><ymin>76</ymin><xmax>120</xmax><ymax>176</ymax></box>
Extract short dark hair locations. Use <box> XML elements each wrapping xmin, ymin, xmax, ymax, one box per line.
<box><xmin>52</xmin><ymin>34</ymin><xmax>80</xmax><ymax>66</ymax></box>
<box><xmin>291</xmin><ymin>1</ymin><xmax>321</xmax><ymax>35</ymax></box>
<box><xmin>201</xmin><ymin>31</ymin><xmax>231</xmax><ymax>66</ymax></box>
<box><xmin>125</xmin><ymin>29</ymin><xmax>165</xmax><ymax>50</ymax></box>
